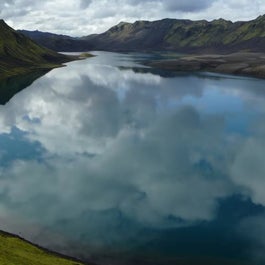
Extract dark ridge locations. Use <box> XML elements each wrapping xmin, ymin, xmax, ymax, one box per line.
<box><xmin>19</xmin><ymin>15</ymin><xmax>265</xmax><ymax>54</ymax></box>
<box><xmin>0</xmin><ymin>19</ymin><xmax>77</xmax><ymax>79</ymax></box>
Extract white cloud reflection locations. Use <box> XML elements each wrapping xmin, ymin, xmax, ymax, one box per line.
<box><xmin>0</xmin><ymin>52</ymin><xmax>265</xmax><ymax>260</ymax></box>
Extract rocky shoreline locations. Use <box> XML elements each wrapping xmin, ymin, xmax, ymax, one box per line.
<box><xmin>148</xmin><ymin>52</ymin><xmax>265</xmax><ymax>79</ymax></box>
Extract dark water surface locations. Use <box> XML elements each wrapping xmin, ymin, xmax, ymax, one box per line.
<box><xmin>1</xmin><ymin>51</ymin><xmax>265</xmax><ymax>265</ymax></box>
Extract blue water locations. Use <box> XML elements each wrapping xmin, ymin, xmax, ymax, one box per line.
<box><xmin>1</xmin><ymin>51</ymin><xmax>265</xmax><ymax>265</ymax></box>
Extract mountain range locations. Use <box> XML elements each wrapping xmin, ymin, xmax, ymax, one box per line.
<box><xmin>19</xmin><ymin>15</ymin><xmax>265</xmax><ymax>53</ymax></box>
<box><xmin>17</xmin><ymin>30</ymin><xmax>93</xmax><ymax>52</ymax></box>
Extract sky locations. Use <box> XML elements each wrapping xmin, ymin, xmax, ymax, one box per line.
<box><xmin>1</xmin><ymin>0</ymin><xmax>265</xmax><ymax>36</ymax></box>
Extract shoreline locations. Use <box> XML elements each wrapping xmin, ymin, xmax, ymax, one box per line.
<box><xmin>147</xmin><ymin>52</ymin><xmax>265</xmax><ymax>80</ymax></box>
<box><xmin>0</xmin><ymin>53</ymin><xmax>93</xmax><ymax>80</ymax></box>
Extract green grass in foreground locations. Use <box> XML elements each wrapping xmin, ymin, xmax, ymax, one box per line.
<box><xmin>0</xmin><ymin>232</ymin><xmax>84</xmax><ymax>265</ymax></box>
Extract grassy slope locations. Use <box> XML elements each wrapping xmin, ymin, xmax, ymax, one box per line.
<box><xmin>0</xmin><ymin>19</ymin><xmax>74</xmax><ymax>78</ymax></box>
<box><xmin>164</xmin><ymin>15</ymin><xmax>265</xmax><ymax>48</ymax></box>
<box><xmin>0</xmin><ymin>231</ymin><xmax>84</xmax><ymax>265</ymax></box>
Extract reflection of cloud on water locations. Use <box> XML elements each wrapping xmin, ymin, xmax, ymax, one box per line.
<box><xmin>0</xmin><ymin>52</ymin><xmax>265</xmax><ymax>260</ymax></box>
<box><xmin>231</xmin><ymin>123</ymin><xmax>265</xmax><ymax>206</ymax></box>
<box><xmin>0</xmin><ymin>56</ymin><xmax>207</xmax><ymax>156</ymax></box>
<box><xmin>0</xmin><ymin>106</ymin><xmax>237</xmax><ymax>256</ymax></box>
<box><xmin>238</xmin><ymin>214</ymin><xmax>265</xmax><ymax>263</ymax></box>
<box><xmin>0</xmin><ymin>58</ymin><xmax>236</xmax><ymax>249</ymax></box>
<box><xmin>0</xmin><ymin>105</ymin><xmax>234</xmax><ymax>224</ymax></box>
<box><xmin>230</xmin><ymin>122</ymin><xmax>265</xmax><ymax>262</ymax></box>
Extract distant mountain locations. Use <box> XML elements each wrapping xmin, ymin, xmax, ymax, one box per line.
<box><xmin>0</xmin><ymin>20</ymin><xmax>74</xmax><ymax>78</ymax></box>
<box><xmin>86</xmin><ymin>15</ymin><xmax>265</xmax><ymax>53</ymax></box>
<box><xmin>18</xmin><ymin>30</ymin><xmax>93</xmax><ymax>52</ymax></box>
<box><xmin>19</xmin><ymin>15</ymin><xmax>265</xmax><ymax>53</ymax></box>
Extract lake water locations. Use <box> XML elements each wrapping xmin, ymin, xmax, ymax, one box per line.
<box><xmin>1</xmin><ymin>51</ymin><xmax>265</xmax><ymax>265</ymax></box>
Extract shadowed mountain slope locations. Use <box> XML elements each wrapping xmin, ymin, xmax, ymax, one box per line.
<box><xmin>0</xmin><ymin>19</ymin><xmax>75</xmax><ymax>78</ymax></box>
<box><xmin>18</xmin><ymin>30</ymin><xmax>93</xmax><ymax>52</ymax></box>
<box><xmin>20</xmin><ymin>15</ymin><xmax>265</xmax><ymax>53</ymax></box>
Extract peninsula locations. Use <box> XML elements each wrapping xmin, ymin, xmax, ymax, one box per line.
<box><xmin>148</xmin><ymin>52</ymin><xmax>265</xmax><ymax>79</ymax></box>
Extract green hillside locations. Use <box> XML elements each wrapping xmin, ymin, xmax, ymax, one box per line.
<box><xmin>82</xmin><ymin>15</ymin><xmax>265</xmax><ymax>53</ymax></box>
<box><xmin>163</xmin><ymin>15</ymin><xmax>265</xmax><ymax>49</ymax></box>
<box><xmin>0</xmin><ymin>19</ymin><xmax>74</xmax><ymax>78</ymax></box>
<box><xmin>0</xmin><ymin>231</ymin><xmax>84</xmax><ymax>265</ymax></box>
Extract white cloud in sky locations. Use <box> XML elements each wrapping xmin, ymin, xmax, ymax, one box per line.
<box><xmin>0</xmin><ymin>0</ymin><xmax>265</xmax><ymax>36</ymax></box>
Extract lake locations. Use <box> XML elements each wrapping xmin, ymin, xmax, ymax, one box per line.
<box><xmin>1</xmin><ymin>51</ymin><xmax>265</xmax><ymax>265</ymax></box>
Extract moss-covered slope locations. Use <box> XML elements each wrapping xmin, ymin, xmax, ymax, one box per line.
<box><xmin>0</xmin><ymin>231</ymin><xmax>84</xmax><ymax>265</ymax></box>
<box><xmin>0</xmin><ymin>19</ymin><xmax>74</xmax><ymax>78</ymax></box>
<box><xmin>82</xmin><ymin>15</ymin><xmax>265</xmax><ymax>53</ymax></box>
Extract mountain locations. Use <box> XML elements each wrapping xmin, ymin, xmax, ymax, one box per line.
<box><xmin>19</xmin><ymin>15</ymin><xmax>265</xmax><ymax>53</ymax></box>
<box><xmin>18</xmin><ymin>30</ymin><xmax>93</xmax><ymax>52</ymax></box>
<box><xmin>0</xmin><ymin>19</ymin><xmax>75</xmax><ymax>78</ymax></box>
<box><xmin>84</xmin><ymin>15</ymin><xmax>265</xmax><ymax>53</ymax></box>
